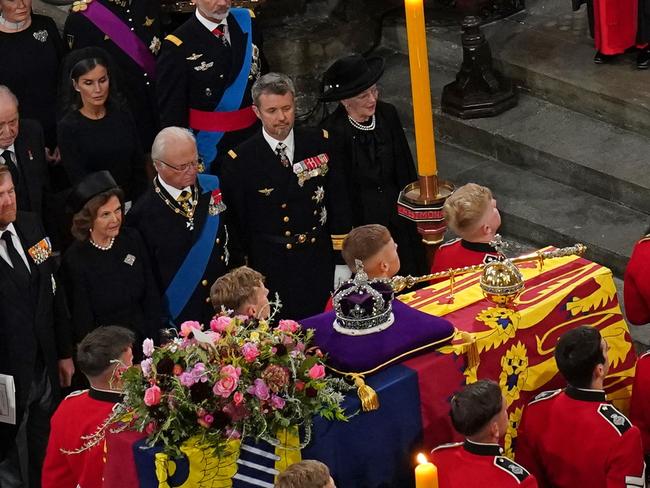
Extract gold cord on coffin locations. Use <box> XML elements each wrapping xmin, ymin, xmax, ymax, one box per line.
<box><xmin>390</xmin><ymin>243</ymin><xmax>587</xmax><ymax>293</ymax></box>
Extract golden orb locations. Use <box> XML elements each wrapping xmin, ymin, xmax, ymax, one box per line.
<box><xmin>479</xmin><ymin>259</ymin><xmax>525</xmax><ymax>308</ymax></box>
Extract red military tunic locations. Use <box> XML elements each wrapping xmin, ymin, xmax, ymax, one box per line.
<box><xmin>624</xmin><ymin>236</ymin><xmax>650</xmax><ymax>325</ymax></box>
<box><xmin>516</xmin><ymin>386</ymin><xmax>645</xmax><ymax>488</ymax></box>
<box><xmin>42</xmin><ymin>388</ymin><xmax>122</xmax><ymax>488</ymax></box>
<box><xmin>431</xmin><ymin>440</ymin><xmax>538</xmax><ymax>487</ymax></box>
<box><xmin>630</xmin><ymin>351</ymin><xmax>650</xmax><ymax>456</ymax></box>
<box><xmin>430</xmin><ymin>239</ymin><xmax>499</xmax><ymax>282</ymax></box>
<box><xmin>593</xmin><ymin>0</ymin><xmax>637</xmax><ymax>55</ymax></box>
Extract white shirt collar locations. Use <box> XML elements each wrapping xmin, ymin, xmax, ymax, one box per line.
<box><xmin>157</xmin><ymin>175</ymin><xmax>191</xmax><ymax>202</ymax></box>
<box><xmin>195</xmin><ymin>9</ymin><xmax>228</xmax><ymax>33</ymax></box>
<box><xmin>262</xmin><ymin>128</ymin><xmax>295</xmax><ymax>163</ymax></box>
<box><xmin>0</xmin><ymin>222</ymin><xmax>17</xmax><ymax>235</ymax></box>
<box><xmin>1</xmin><ymin>144</ymin><xmax>16</xmax><ymax>161</ymax></box>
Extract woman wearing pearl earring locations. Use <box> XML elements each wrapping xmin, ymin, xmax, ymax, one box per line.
<box><xmin>319</xmin><ymin>54</ymin><xmax>427</xmax><ymax>277</ymax></box>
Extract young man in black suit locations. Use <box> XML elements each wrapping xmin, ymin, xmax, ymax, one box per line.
<box><xmin>0</xmin><ymin>165</ymin><xmax>73</xmax><ymax>488</ymax></box>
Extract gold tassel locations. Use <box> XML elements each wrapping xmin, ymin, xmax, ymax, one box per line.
<box><xmin>460</xmin><ymin>331</ymin><xmax>480</xmax><ymax>373</ymax></box>
<box><xmin>351</xmin><ymin>374</ymin><xmax>380</xmax><ymax>412</ymax></box>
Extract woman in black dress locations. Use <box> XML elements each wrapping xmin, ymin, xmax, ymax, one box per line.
<box><xmin>62</xmin><ymin>171</ymin><xmax>161</xmax><ymax>362</ymax></box>
<box><xmin>320</xmin><ymin>54</ymin><xmax>427</xmax><ymax>276</ymax></box>
<box><xmin>59</xmin><ymin>48</ymin><xmax>147</xmax><ymax>206</ymax></box>
<box><xmin>0</xmin><ymin>0</ymin><xmax>63</xmax><ymax>155</ymax></box>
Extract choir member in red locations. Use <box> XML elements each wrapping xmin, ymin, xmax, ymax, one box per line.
<box><xmin>431</xmin><ymin>380</ymin><xmax>537</xmax><ymax>487</ymax></box>
<box><xmin>430</xmin><ymin>183</ymin><xmax>500</xmax><ymax>278</ymax></box>
<box><xmin>624</xmin><ymin>231</ymin><xmax>650</xmax><ymax>325</ymax></box>
<box><xmin>516</xmin><ymin>325</ymin><xmax>645</xmax><ymax>488</ymax></box>
<box><xmin>42</xmin><ymin>326</ymin><xmax>135</xmax><ymax>488</ymax></box>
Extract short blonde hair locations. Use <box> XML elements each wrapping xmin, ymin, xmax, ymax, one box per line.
<box><xmin>443</xmin><ymin>183</ymin><xmax>493</xmax><ymax>237</ymax></box>
<box><xmin>275</xmin><ymin>460</ymin><xmax>331</xmax><ymax>488</ymax></box>
<box><xmin>210</xmin><ymin>266</ymin><xmax>265</xmax><ymax>312</ymax></box>
<box><xmin>341</xmin><ymin>224</ymin><xmax>392</xmax><ymax>272</ymax></box>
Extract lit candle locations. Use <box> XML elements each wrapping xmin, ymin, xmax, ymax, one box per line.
<box><xmin>415</xmin><ymin>453</ymin><xmax>438</xmax><ymax>488</ymax></box>
<box><xmin>404</xmin><ymin>0</ymin><xmax>437</xmax><ymax>177</ymax></box>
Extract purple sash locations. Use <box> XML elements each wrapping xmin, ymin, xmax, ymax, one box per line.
<box><xmin>81</xmin><ymin>0</ymin><xmax>156</xmax><ymax>78</ymax></box>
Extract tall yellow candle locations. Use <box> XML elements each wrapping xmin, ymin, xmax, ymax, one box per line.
<box><xmin>404</xmin><ymin>0</ymin><xmax>437</xmax><ymax>177</ymax></box>
<box><xmin>415</xmin><ymin>453</ymin><xmax>439</xmax><ymax>488</ymax></box>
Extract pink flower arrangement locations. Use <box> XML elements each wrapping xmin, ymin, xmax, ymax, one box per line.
<box><xmin>210</xmin><ymin>316</ymin><xmax>231</xmax><ymax>333</ymax></box>
<box><xmin>247</xmin><ymin>378</ymin><xmax>270</xmax><ymax>401</ymax></box>
<box><xmin>180</xmin><ymin>320</ymin><xmax>201</xmax><ymax>337</ymax></box>
<box><xmin>241</xmin><ymin>342</ymin><xmax>260</xmax><ymax>363</ymax></box>
<box><xmin>277</xmin><ymin>320</ymin><xmax>300</xmax><ymax>333</ymax></box>
<box><xmin>144</xmin><ymin>385</ymin><xmax>161</xmax><ymax>406</ymax></box>
<box><xmin>142</xmin><ymin>338</ymin><xmax>154</xmax><ymax>357</ymax></box>
<box><xmin>213</xmin><ymin>365</ymin><xmax>241</xmax><ymax>398</ymax></box>
<box><xmin>308</xmin><ymin>364</ymin><xmax>326</xmax><ymax>380</ymax></box>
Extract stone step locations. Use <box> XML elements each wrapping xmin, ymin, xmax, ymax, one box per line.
<box><xmin>381</xmin><ymin>0</ymin><xmax>650</xmax><ymax>139</ymax></box>
<box><xmin>377</xmin><ymin>49</ymin><xmax>650</xmax><ymax>216</ymax></box>
<box><xmin>431</xmin><ymin>140</ymin><xmax>647</xmax><ymax>277</ymax></box>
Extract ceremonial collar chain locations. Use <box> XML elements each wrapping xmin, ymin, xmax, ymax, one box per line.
<box><xmin>0</xmin><ymin>14</ymin><xmax>27</xmax><ymax>30</ymax></box>
<box><xmin>153</xmin><ymin>178</ymin><xmax>199</xmax><ymax>231</ymax></box>
<box><xmin>347</xmin><ymin>114</ymin><xmax>375</xmax><ymax>131</ymax></box>
<box><xmin>89</xmin><ymin>236</ymin><xmax>115</xmax><ymax>251</ymax></box>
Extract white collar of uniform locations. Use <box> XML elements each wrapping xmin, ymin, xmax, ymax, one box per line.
<box><xmin>157</xmin><ymin>175</ymin><xmax>191</xmax><ymax>202</ymax></box>
<box><xmin>195</xmin><ymin>9</ymin><xmax>229</xmax><ymax>33</ymax></box>
<box><xmin>262</xmin><ymin>128</ymin><xmax>295</xmax><ymax>162</ymax></box>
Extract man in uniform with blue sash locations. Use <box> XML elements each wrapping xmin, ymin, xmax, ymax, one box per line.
<box><xmin>156</xmin><ymin>0</ymin><xmax>267</xmax><ymax>175</ymax></box>
<box><xmin>128</xmin><ymin>127</ymin><xmax>239</xmax><ymax>326</ymax></box>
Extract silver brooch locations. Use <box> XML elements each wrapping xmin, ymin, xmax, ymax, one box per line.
<box><xmin>124</xmin><ymin>254</ymin><xmax>136</xmax><ymax>266</ymax></box>
<box><xmin>33</xmin><ymin>30</ymin><xmax>48</xmax><ymax>43</ymax></box>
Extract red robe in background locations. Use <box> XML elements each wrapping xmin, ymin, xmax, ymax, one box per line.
<box><xmin>630</xmin><ymin>352</ymin><xmax>650</xmax><ymax>457</ymax></box>
<box><xmin>593</xmin><ymin>0</ymin><xmax>637</xmax><ymax>54</ymax></box>
<box><xmin>624</xmin><ymin>235</ymin><xmax>650</xmax><ymax>325</ymax></box>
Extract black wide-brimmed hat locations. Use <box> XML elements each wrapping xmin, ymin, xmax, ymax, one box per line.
<box><xmin>320</xmin><ymin>54</ymin><xmax>385</xmax><ymax>102</ymax></box>
<box><xmin>67</xmin><ymin>171</ymin><xmax>118</xmax><ymax>214</ymax></box>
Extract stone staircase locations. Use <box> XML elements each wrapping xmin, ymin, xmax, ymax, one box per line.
<box><xmin>377</xmin><ymin>0</ymin><xmax>650</xmax><ymax>277</ymax></box>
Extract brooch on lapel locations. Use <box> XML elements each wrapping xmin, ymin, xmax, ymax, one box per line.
<box><xmin>293</xmin><ymin>153</ymin><xmax>329</xmax><ymax>187</ymax></box>
<box><xmin>124</xmin><ymin>254</ymin><xmax>136</xmax><ymax>266</ymax></box>
<box><xmin>258</xmin><ymin>187</ymin><xmax>274</xmax><ymax>196</ymax></box>
<box><xmin>209</xmin><ymin>189</ymin><xmax>227</xmax><ymax>216</ymax></box>
<box><xmin>149</xmin><ymin>36</ymin><xmax>161</xmax><ymax>55</ymax></box>
<box><xmin>51</xmin><ymin>274</ymin><xmax>56</xmax><ymax>294</ymax></box>
<box><xmin>194</xmin><ymin>61</ymin><xmax>214</xmax><ymax>72</ymax></box>
<box><xmin>33</xmin><ymin>30</ymin><xmax>48</xmax><ymax>42</ymax></box>
<box><xmin>187</xmin><ymin>53</ymin><xmax>203</xmax><ymax>61</ymax></box>
<box><xmin>28</xmin><ymin>237</ymin><xmax>52</xmax><ymax>265</ymax></box>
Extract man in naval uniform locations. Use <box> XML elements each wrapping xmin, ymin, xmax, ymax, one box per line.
<box><xmin>431</xmin><ymin>380</ymin><xmax>537</xmax><ymax>487</ymax></box>
<box><xmin>222</xmin><ymin>73</ymin><xmax>351</xmax><ymax>320</ymax></box>
<box><xmin>156</xmin><ymin>0</ymin><xmax>267</xmax><ymax>174</ymax></box>
<box><xmin>128</xmin><ymin>127</ymin><xmax>239</xmax><ymax>327</ymax></box>
<box><xmin>64</xmin><ymin>0</ymin><xmax>161</xmax><ymax>149</ymax></box>
<box><xmin>516</xmin><ymin>325</ymin><xmax>646</xmax><ymax>487</ymax></box>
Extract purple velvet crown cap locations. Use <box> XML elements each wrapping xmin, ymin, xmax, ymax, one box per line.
<box><xmin>301</xmin><ymin>300</ymin><xmax>456</xmax><ymax>373</ymax></box>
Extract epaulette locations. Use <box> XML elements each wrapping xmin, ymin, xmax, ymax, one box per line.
<box><xmin>165</xmin><ymin>34</ymin><xmax>182</xmax><ymax>46</ymax></box>
<box><xmin>331</xmin><ymin>234</ymin><xmax>346</xmax><ymax>251</ymax></box>
<box><xmin>598</xmin><ymin>404</ymin><xmax>632</xmax><ymax>436</ymax></box>
<box><xmin>494</xmin><ymin>457</ymin><xmax>531</xmax><ymax>484</ymax></box>
<box><xmin>64</xmin><ymin>389</ymin><xmax>88</xmax><ymax>399</ymax></box>
<box><xmin>248</xmin><ymin>8</ymin><xmax>255</xmax><ymax>18</ymax></box>
<box><xmin>322</xmin><ymin>129</ymin><xmax>329</xmax><ymax>139</ymax></box>
<box><xmin>528</xmin><ymin>389</ymin><xmax>561</xmax><ymax>405</ymax></box>
<box><xmin>438</xmin><ymin>237</ymin><xmax>461</xmax><ymax>249</ymax></box>
<box><xmin>228</xmin><ymin>149</ymin><xmax>237</xmax><ymax>159</ymax></box>
<box><xmin>431</xmin><ymin>441</ymin><xmax>462</xmax><ymax>452</ymax></box>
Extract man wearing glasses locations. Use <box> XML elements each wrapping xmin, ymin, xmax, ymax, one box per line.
<box><xmin>128</xmin><ymin>126</ymin><xmax>239</xmax><ymax>327</ymax></box>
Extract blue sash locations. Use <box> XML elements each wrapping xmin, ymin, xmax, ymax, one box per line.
<box><xmin>196</xmin><ymin>8</ymin><xmax>253</xmax><ymax>167</ymax></box>
<box><xmin>164</xmin><ymin>174</ymin><xmax>221</xmax><ymax>324</ymax></box>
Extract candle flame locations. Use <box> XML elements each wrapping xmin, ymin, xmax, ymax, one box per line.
<box><xmin>416</xmin><ymin>453</ymin><xmax>429</xmax><ymax>465</ymax></box>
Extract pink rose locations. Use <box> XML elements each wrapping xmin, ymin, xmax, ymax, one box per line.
<box><xmin>270</xmin><ymin>394</ymin><xmax>286</xmax><ymax>410</ymax></box>
<box><xmin>144</xmin><ymin>385</ymin><xmax>161</xmax><ymax>406</ymax></box>
<box><xmin>210</xmin><ymin>316</ymin><xmax>231</xmax><ymax>333</ymax></box>
<box><xmin>247</xmin><ymin>378</ymin><xmax>270</xmax><ymax>400</ymax></box>
<box><xmin>241</xmin><ymin>343</ymin><xmax>260</xmax><ymax>363</ymax></box>
<box><xmin>295</xmin><ymin>380</ymin><xmax>306</xmax><ymax>392</ymax></box>
<box><xmin>221</xmin><ymin>365</ymin><xmax>241</xmax><ymax>379</ymax></box>
<box><xmin>197</xmin><ymin>413</ymin><xmax>214</xmax><ymax>428</ymax></box>
<box><xmin>308</xmin><ymin>364</ymin><xmax>326</xmax><ymax>380</ymax></box>
<box><xmin>142</xmin><ymin>338</ymin><xmax>155</xmax><ymax>357</ymax></box>
<box><xmin>180</xmin><ymin>321</ymin><xmax>201</xmax><ymax>337</ymax></box>
<box><xmin>212</xmin><ymin>365</ymin><xmax>241</xmax><ymax>398</ymax></box>
<box><xmin>277</xmin><ymin>320</ymin><xmax>300</xmax><ymax>333</ymax></box>
<box><xmin>233</xmin><ymin>391</ymin><xmax>244</xmax><ymax>405</ymax></box>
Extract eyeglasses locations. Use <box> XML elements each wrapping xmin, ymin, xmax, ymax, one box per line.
<box><xmin>351</xmin><ymin>85</ymin><xmax>380</xmax><ymax>103</ymax></box>
<box><xmin>156</xmin><ymin>158</ymin><xmax>203</xmax><ymax>173</ymax></box>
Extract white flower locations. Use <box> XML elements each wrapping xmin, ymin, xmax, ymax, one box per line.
<box><xmin>141</xmin><ymin>358</ymin><xmax>153</xmax><ymax>376</ymax></box>
<box><xmin>142</xmin><ymin>338</ymin><xmax>155</xmax><ymax>357</ymax></box>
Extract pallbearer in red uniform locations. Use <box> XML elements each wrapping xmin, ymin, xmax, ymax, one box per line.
<box><xmin>42</xmin><ymin>326</ymin><xmax>135</xmax><ymax>488</ymax></box>
<box><xmin>430</xmin><ymin>183</ymin><xmax>500</xmax><ymax>278</ymax></box>
<box><xmin>630</xmin><ymin>351</ymin><xmax>650</xmax><ymax>470</ymax></box>
<box><xmin>431</xmin><ymin>379</ymin><xmax>538</xmax><ymax>487</ymax></box>
<box><xmin>624</xmin><ymin>231</ymin><xmax>650</xmax><ymax>325</ymax></box>
<box><xmin>516</xmin><ymin>326</ymin><xmax>645</xmax><ymax>488</ymax></box>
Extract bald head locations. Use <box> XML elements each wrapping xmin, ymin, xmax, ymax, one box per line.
<box><xmin>0</xmin><ymin>86</ymin><xmax>19</xmax><ymax>150</ymax></box>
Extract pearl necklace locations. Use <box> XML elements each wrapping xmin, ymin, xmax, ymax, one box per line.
<box><xmin>0</xmin><ymin>14</ymin><xmax>26</xmax><ymax>30</ymax></box>
<box><xmin>347</xmin><ymin>114</ymin><xmax>376</xmax><ymax>131</ymax></box>
<box><xmin>90</xmin><ymin>237</ymin><xmax>115</xmax><ymax>251</ymax></box>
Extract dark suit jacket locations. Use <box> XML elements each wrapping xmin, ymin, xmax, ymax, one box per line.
<box><xmin>0</xmin><ymin>212</ymin><xmax>72</xmax><ymax>456</ymax></box>
<box><xmin>13</xmin><ymin>119</ymin><xmax>50</xmax><ymax>217</ymax></box>
<box><xmin>222</xmin><ymin>127</ymin><xmax>351</xmax><ymax>319</ymax></box>
<box><xmin>127</xmin><ymin>178</ymin><xmax>240</xmax><ymax>326</ymax></box>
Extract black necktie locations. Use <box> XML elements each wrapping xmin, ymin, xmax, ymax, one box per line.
<box><xmin>1</xmin><ymin>150</ymin><xmax>19</xmax><ymax>187</ymax></box>
<box><xmin>1</xmin><ymin>230</ymin><xmax>30</xmax><ymax>287</ymax></box>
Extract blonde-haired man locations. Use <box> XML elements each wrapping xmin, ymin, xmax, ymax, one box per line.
<box><xmin>210</xmin><ymin>266</ymin><xmax>270</xmax><ymax>319</ymax></box>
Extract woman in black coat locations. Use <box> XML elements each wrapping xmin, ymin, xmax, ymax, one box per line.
<box><xmin>319</xmin><ymin>54</ymin><xmax>427</xmax><ymax>276</ymax></box>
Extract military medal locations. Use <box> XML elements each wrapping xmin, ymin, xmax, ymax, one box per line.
<box><xmin>28</xmin><ymin>237</ymin><xmax>52</xmax><ymax>265</ymax></box>
<box><xmin>194</xmin><ymin>61</ymin><xmax>214</xmax><ymax>72</ymax></box>
<box><xmin>149</xmin><ymin>36</ymin><xmax>161</xmax><ymax>55</ymax></box>
<box><xmin>208</xmin><ymin>189</ymin><xmax>227</xmax><ymax>216</ymax></box>
<box><xmin>153</xmin><ymin>179</ymin><xmax>198</xmax><ymax>232</ymax></box>
<box><xmin>312</xmin><ymin>186</ymin><xmax>325</xmax><ymax>203</ymax></box>
<box><xmin>293</xmin><ymin>153</ymin><xmax>329</xmax><ymax>187</ymax></box>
